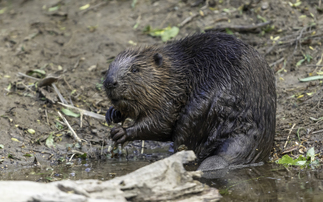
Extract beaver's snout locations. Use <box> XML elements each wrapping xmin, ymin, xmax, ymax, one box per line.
<box><xmin>104</xmin><ymin>75</ymin><xmax>118</xmax><ymax>89</ymax></box>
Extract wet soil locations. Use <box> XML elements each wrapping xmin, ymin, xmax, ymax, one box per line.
<box><xmin>0</xmin><ymin>0</ymin><xmax>323</xmax><ymax>177</ymax></box>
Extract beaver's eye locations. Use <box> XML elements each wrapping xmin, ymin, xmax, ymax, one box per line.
<box><xmin>131</xmin><ymin>65</ymin><xmax>139</xmax><ymax>73</ymax></box>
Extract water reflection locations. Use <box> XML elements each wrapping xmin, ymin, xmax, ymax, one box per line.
<box><xmin>1</xmin><ymin>153</ymin><xmax>323</xmax><ymax>202</ymax></box>
<box><xmin>200</xmin><ymin>164</ymin><xmax>323</xmax><ymax>202</ymax></box>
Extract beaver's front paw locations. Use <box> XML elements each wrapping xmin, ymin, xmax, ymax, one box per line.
<box><xmin>105</xmin><ymin>106</ymin><xmax>125</xmax><ymax>124</ymax></box>
<box><xmin>110</xmin><ymin>126</ymin><xmax>128</xmax><ymax>144</ymax></box>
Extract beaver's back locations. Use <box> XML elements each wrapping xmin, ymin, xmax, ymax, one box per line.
<box><xmin>165</xmin><ymin>33</ymin><xmax>276</xmax><ymax>167</ymax></box>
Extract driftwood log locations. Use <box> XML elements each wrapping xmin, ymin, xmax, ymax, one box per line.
<box><xmin>0</xmin><ymin>151</ymin><xmax>221</xmax><ymax>202</ymax></box>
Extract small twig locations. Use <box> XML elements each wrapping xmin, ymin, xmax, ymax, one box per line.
<box><xmin>312</xmin><ymin>129</ymin><xmax>323</xmax><ymax>134</ymax></box>
<box><xmin>141</xmin><ymin>140</ymin><xmax>145</xmax><ymax>154</ymax></box>
<box><xmin>69</xmin><ymin>153</ymin><xmax>75</xmax><ymax>162</ymax></box>
<box><xmin>63</xmin><ymin>76</ymin><xmax>73</xmax><ymax>90</ymax></box>
<box><xmin>56</xmin><ymin>119</ymin><xmax>66</xmax><ymax>126</ymax></box>
<box><xmin>21</xmin><ymin>82</ymin><xmax>35</xmax><ymax>93</ymax></box>
<box><xmin>101</xmin><ymin>138</ymin><xmax>104</xmax><ymax>156</ymax></box>
<box><xmin>45</xmin><ymin>109</ymin><xmax>49</xmax><ymax>125</ymax></box>
<box><xmin>81</xmin><ymin>1</ymin><xmax>108</xmax><ymax>15</ymax></box>
<box><xmin>270</xmin><ymin>57</ymin><xmax>285</xmax><ymax>67</ymax></box>
<box><xmin>284</xmin><ymin>123</ymin><xmax>296</xmax><ymax>149</ymax></box>
<box><xmin>58</xmin><ymin>102</ymin><xmax>105</xmax><ymax>121</ymax></box>
<box><xmin>206</xmin><ymin>20</ymin><xmax>273</xmax><ymax>32</ymax></box>
<box><xmin>18</xmin><ymin>72</ymin><xmax>40</xmax><ymax>81</ymax></box>
<box><xmin>52</xmin><ymin>83</ymin><xmax>68</xmax><ymax>104</ymax></box>
<box><xmin>80</xmin><ymin>111</ymin><xmax>84</xmax><ymax>128</ymax></box>
<box><xmin>72</xmin><ymin>57</ymin><xmax>81</xmax><ymax>72</ymax></box>
<box><xmin>179</xmin><ymin>13</ymin><xmax>199</xmax><ymax>28</ymax></box>
<box><xmin>71</xmin><ymin>149</ymin><xmax>84</xmax><ymax>155</ymax></box>
<box><xmin>69</xmin><ymin>96</ymin><xmax>74</xmax><ymax>107</ymax></box>
<box><xmin>307</xmin><ymin>65</ymin><xmax>323</xmax><ymax>67</ymax></box>
<box><xmin>57</xmin><ymin>111</ymin><xmax>82</xmax><ymax>143</ymax></box>
<box><xmin>282</xmin><ymin>145</ymin><xmax>298</xmax><ymax>154</ymax></box>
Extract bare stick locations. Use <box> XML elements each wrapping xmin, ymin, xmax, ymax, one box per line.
<box><xmin>312</xmin><ymin>129</ymin><xmax>323</xmax><ymax>134</ymax></box>
<box><xmin>179</xmin><ymin>13</ymin><xmax>199</xmax><ymax>28</ymax></box>
<box><xmin>18</xmin><ymin>72</ymin><xmax>40</xmax><ymax>81</ymax></box>
<box><xmin>45</xmin><ymin>109</ymin><xmax>49</xmax><ymax>125</ymax></box>
<box><xmin>52</xmin><ymin>83</ymin><xmax>68</xmax><ymax>104</ymax></box>
<box><xmin>141</xmin><ymin>140</ymin><xmax>145</xmax><ymax>154</ymax></box>
<box><xmin>206</xmin><ymin>21</ymin><xmax>273</xmax><ymax>32</ymax></box>
<box><xmin>72</xmin><ymin>57</ymin><xmax>82</xmax><ymax>72</ymax></box>
<box><xmin>307</xmin><ymin>65</ymin><xmax>323</xmax><ymax>67</ymax></box>
<box><xmin>63</xmin><ymin>76</ymin><xmax>73</xmax><ymax>90</ymax></box>
<box><xmin>58</xmin><ymin>102</ymin><xmax>105</xmax><ymax>121</ymax></box>
<box><xmin>80</xmin><ymin>111</ymin><xmax>83</xmax><ymax>128</ymax></box>
<box><xmin>269</xmin><ymin>57</ymin><xmax>285</xmax><ymax>67</ymax></box>
<box><xmin>69</xmin><ymin>153</ymin><xmax>75</xmax><ymax>162</ymax></box>
<box><xmin>57</xmin><ymin>111</ymin><xmax>82</xmax><ymax>143</ymax></box>
<box><xmin>284</xmin><ymin>123</ymin><xmax>296</xmax><ymax>149</ymax></box>
<box><xmin>81</xmin><ymin>1</ymin><xmax>108</xmax><ymax>15</ymax></box>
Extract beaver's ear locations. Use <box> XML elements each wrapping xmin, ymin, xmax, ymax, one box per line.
<box><xmin>153</xmin><ymin>53</ymin><xmax>163</xmax><ymax>67</ymax></box>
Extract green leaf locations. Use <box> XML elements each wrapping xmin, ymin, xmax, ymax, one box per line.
<box><xmin>77</xmin><ymin>153</ymin><xmax>87</xmax><ymax>159</ymax></box>
<box><xmin>296</xmin><ymin>58</ymin><xmax>305</xmax><ymax>67</ymax></box>
<box><xmin>48</xmin><ymin>6</ymin><xmax>59</xmax><ymax>12</ymax></box>
<box><xmin>277</xmin><ymin>154</ymin><xmax>294</xmax><ymax>165</ymax></box>
<box><xmin>133</xmin><ymin>22</ymin><xmax>140</xmax><ymax>29</ymax></box>
<box><xmin>306</xmin><ymin>147</ymin><xmax>315</xmax><ymax>161</ymax></box>
<box><xmin>223</xmin><ymin>8</ymin><xmax>231</xmax><ymax>13</ymax></box>
<box><xmin>28</xmin><ymin>129</ymin><xmax>36</xmax><ymax>134</ymax></box>
<box><xmin>225</xmin><ymin>28</ymin><xmax>233</xmax><ymax>35</ymax></box>
<box><xmin>7</xmin><ymin>83</ymin><xmax>11</xmax><ymax>91</ymax></box>
<box><xmin>46</xmin><ymin>133</ymin><xmax>55</xmax><ymax>149</ymax></box>
<box><xmin>294</xmin><ymin>1</ymin><xmax>302</xmax><ymax>7</ymax></box>
<box><xmin>79</xmin><ymin>4</ymin><xmax>90</xmax><ymax>10</ymax></box>
<box><xmin>61</xmin><ymin>108</ymin><xmax>80</xmax><ymax>117</ymax></box>
<box><xmin>0</xmin><ymin>7</ymin><xmax>7</xmax><ymax>14</ymax></box>
<box><xmin>26</xmin><ymin>69</ymin><xmax>46</xmax><ymax>78</ymax></box>
<box><xmin>23</xmin><ymin>153</ymin><xmax>33</xmax><ymax>157</ymax></box>
<box><xmin>161</xmin><ymin>26</ymin><xmax>179</xmax><ymax>42</ymax></box>
<box><xmin>145</xmin><ymin>26</ymin><xmax>179</xmax><ymax>42</ymax></box>
<box><xmin>299</xmin><ymin>75</ymin><xmax>323</xmax><ymax>82</ymax></box>
<box><xmin>55</xmin><ymin>121</ymin><xmax>64</xmax><ymax>130</ymax></box>
<box><xmin>131</xmin><ymin>0</ymin><xmax>138</xmax><ymax>8</ymax></box>
<box><xmin>257</xmin><ymin>15</ymin><xmax>267</xmax><ymax>22</ymax></box>
<box><xmin>295</xmin><ymin>155</ymin><xmax>306</xmax><ymax>161</ymax></box>
<box><xmin>295</xmin><ymin>161</ymin><xmax>306</xmax><ymax>166</ymax></box>
<box><xmin>0</xmin><ymin>144</ymin><xmax>4</xmax><ymax>149</ymax></box>
<box><xmin>309</xmin><ymin>117</ymin><xmax>323</xmax><ymax>121</ymax></box>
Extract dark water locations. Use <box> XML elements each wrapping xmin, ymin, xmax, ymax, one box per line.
<box><xmin>1</xmin><ymin>152</ymin><xmax>323</xmax><ymax>202</ymax></box>
<box><xmin>200</xmin><ymin>164</ymin><xmax>323</xmax><ymax>202</ymax></box>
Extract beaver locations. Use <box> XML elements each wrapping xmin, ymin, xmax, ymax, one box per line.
<box><xmin>104</xmin><ymin>32</ymin><xmax>276</xmax><ymax>171</ymax></box>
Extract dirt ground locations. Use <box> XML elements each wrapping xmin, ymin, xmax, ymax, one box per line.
<box><xmin>0</xmin><ymin>0</ymin><xmax>323</xmax><ymax>169</ymax></box>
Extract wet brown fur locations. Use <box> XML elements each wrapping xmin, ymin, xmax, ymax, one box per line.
<box><xmin>104</xmin><ymin>32</ymin><xmax>276</xmax><ymax>170</ymax></box>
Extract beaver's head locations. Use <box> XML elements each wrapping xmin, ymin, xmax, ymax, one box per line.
<box><xmin>104</xmin><ymin>47</ymin><xmax>171</xmax><ymax>119</ymax></box>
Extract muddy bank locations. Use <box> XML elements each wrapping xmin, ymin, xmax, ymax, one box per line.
<box><xmin>0</xmin><ymin>0</ymin><xmax>323</xmax><ymax>169</ymax></box>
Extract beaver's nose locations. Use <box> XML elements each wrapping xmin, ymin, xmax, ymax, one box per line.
<box><xmin>104</xmin><ymin>76</ymin><xmax>118</xmax><ymax>89</ymax></box>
